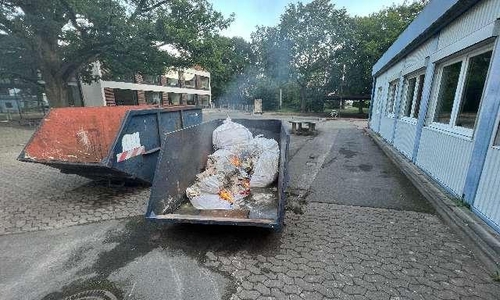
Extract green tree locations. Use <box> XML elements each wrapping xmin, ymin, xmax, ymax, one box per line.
<box><xmin>0</xmin><ymin>0</ymin><xmax>231</xmax><ymax>107</ymax></box>
<box><xmin>279</xmin><ymin>0</ymin><xmax>349</xmax><ymax>112</ymax></box>
<box><xmin>251</xmin><ymin>26</ymin><xmax>290</xmax><ymax>86</ymax></box>
<box><xmin>196</xmin><ymin>35</ymin><xmax>254</xmax><ymax>103</ymax></box>
<box><xmin>337</xmin><ymin>2</ymin><xmax>426</xmax><ymax>96</ymax></box>
<box><xmin>249</xmin><ymin>0</ymin><xmax>425</xmax><ymax>112</ymax></box>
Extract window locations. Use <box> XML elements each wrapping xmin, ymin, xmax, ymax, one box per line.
<box><xmin>114</xmin><ymin>89</ymin><xmax>138</xmax><ymax>105</ymax></box>
<box><xmin>167</xmin><ymin>78</ymin><xmax>179</xmax><ymax>87</ymax></box>
<box><xmin>456</xmin><ymin>51</ymin><xmax>492</xmax><ymax>128</ymax></box>
<box><xmin>5</xmin><ymin>102</ymin><xmax>13</xmax><ymax>108</ymax></box>
<box><xmin>186</xmin><ymin>94</ymin><xmax>195</xmax><ymax>105</ymax></box>
<box><xmin>414</xmin><ymin>75</ymin><xmax>425</xmax><ymax>118</ymax></box>
<box><xmin>185</xmin><ymin>78</ymin><xmax>195</xmax><ymax>88</ymax></box>
<box><xmin>434</xmin><ymin>61</ymin><xmax>462</xmax><ymax>124</ymax></box>
<box><xmin>429</xmin><ymin>45</ymin><xmax>493</xmax><ymax>135</ymax></box>
<box><xmin>200</xmin><ymin>95</ymin><xmax>210</xmax><ymax>107</ymax></box>
<box><xmin>375</xmin><ymin>87</ymin><xmax>382</xmax><ymax>114</ymax></box>
<box><xmin>200</xmin><ymin>76</ymin><xmax>210</xmax><ymax>89</ymax></box>
<box><xmin>168</xmin><ymin>93</ymin><xmax>181</xmax><ymax>105</ymax></box>
<box><xmin>401</xmin><ymin>72</ymin><xmax>425</xmax><ymax>119</ymax></box>
<box><xmin>402</xmin><ymin>77</ymin><xmax>416</xmax><ymax>117</ymax></box>
<box><xmin>145</xmin><ymin>91</ymin><xmax>161</xmax><ymax>105</ymax></box>
<box><xmin>386</xmin><ymin>80</ymin><xmax>398</xmax><ymax>116</ymax></box>
<box><xmin>143</xmin><ymin>75</ymin><xmax>160</xmax><ymax>85</ymax></box>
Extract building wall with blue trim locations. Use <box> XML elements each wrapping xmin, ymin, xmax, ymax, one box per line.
<box><xmin>369</xmin><ymin>0</ymin><xmax>500</xmax><ymax>233</ymax></box>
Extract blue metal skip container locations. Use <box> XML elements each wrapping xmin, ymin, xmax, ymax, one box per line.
<box><xmin>146</xmin><ymin>119</ymin><xmax>290</xmax><ymax>229</ymax></box>
<box><xmin>18</xmin><ymin>106</ymin><xmax>202</xmax><ymax>184</ymax></box>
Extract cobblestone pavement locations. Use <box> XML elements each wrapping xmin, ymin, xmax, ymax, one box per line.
<box><xmin>1</xmin><ymin>119</ymin><xmax>500</xmax><ymax>300</ymax></box>
<box><xmin>0</xmin><ymin>124</ymin><xmax>149</xmax><ymax>235</ymax></box>
<box><xmin>203</xmin><ymin>203</ymin><xmax>500</xmax><ymax>300</ymax></box>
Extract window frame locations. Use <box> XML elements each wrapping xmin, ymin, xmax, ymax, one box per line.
<box><xmin>386</xmin><ymin>79</ymin><xmax>399</xmax><ymax>118</ymax></box>
<box><xmin>493</xmin><ymin>123</ymin><xmax>500</xmax><ymax>148</ymax></box>
<box><xmin>427</xmin><ymin>44</ymin><xmax>494</xmax><ymax>138</ymax></box>
<box><xmin>375</xmin><ymin>86</ymin><xmax>383</xmax><ymax>114</ymax></box>
<box><xmin>400</xmin><ymin>69</ymin><xmax>426</xmax><ymax>123</ymax></box>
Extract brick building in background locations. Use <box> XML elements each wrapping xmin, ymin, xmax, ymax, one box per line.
<box><xmin>79</xmin><ymin>62</ymin><xmax>211</xmax><ymax>108</ymax></box>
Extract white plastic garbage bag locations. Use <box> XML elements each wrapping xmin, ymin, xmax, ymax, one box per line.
<box><xmin>212</xmin><ymin>117</ymin><xmax>253</xmax><ymax>150</ymax></box>
<box><xmin>248</xmin><ymin>135</ymin><xmax>279</xmax><ymax>187</ymax></box>
<box><xmin>250</xmin><ymin>151</ymin><xmax>279</xmax><ymax>187</ymax></box>
<box><xmin>205</xmin><ymin>149</ymin><xmax>241</xmax><ymax>173</ymax></box>
<box><xmin>190</xmin><ymin>194</ymin><xmax>233</xmax><ymax>210</ymax></box>
<box><xmin>187</xmin><ymin>119</ymin><xmax>280</xmax><ymax>209</ymax></box>
<box><xmin>252</xmin><ymin>135</ymin><xmax>279</xmax><ymax>155</ymax></box>
<box><xmin>186</xmin><ymin>174</ymin><xmax>234</xmax><ymax>210</ymax></box>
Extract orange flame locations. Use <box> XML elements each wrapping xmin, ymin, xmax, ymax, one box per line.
<box><xmin>229</xmin><ymin>155</ymin><xmax>241</xmax><ymax>167</ymax></box>
<box><xmin>218</xmin><ymin>189</ymin><xmax>234</xmax><ymax>203</ymax></box>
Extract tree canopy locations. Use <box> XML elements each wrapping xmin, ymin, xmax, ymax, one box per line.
<box><xmin>0</xmin><ymin>0</ymin><xmax>426</xmax><ymax>111</ymax></box>
<box><xmin>246</xmin><ymin>0</ymin><xmax>425</xmax><ymax>112</ymax></box>
<box><xmin>337</xmin><ymin>2</ymin><xmax>426</xmax><ymax>96</ymax></box>
<box><xmin>0</xmin><ymin>0</ymin><xmax>231</xmax><ymax>107</ymax></box>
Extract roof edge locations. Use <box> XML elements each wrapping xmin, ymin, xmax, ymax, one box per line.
<box><xmin>372</xmin><ymin>0</ymin><xmax>481</xmax><ymax>77</ymax></box>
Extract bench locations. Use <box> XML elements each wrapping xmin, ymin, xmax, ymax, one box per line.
<box><xmin>289</xmin><ymin>121</ymin><xmax>316</xmax><ymax>135</ymax></box>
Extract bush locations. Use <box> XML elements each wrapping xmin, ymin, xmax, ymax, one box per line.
<box><xmin>352</xmin><ymin>100</ymin><xmax>370</xmax><ymax>108</ymax></box>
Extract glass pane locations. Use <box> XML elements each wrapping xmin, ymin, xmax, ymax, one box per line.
<box><xmin>413</xmin><ymin>74</ymin><xmax>425</xmax><ymax>118</ymax></box>
<box><xmin>456</xmin><ymin>51</ymin><xmax>492</xmax><ymax>129</ymax></box>
<box><xmin>387</xmin><ymin>81</ymin><xmax>397</xmax><ymax>114</ymax></box>
<box><xmin>376</xmin><ymin>87</ymin><xmax>382</xmax><ymax>113</ymax></box>
<box><xmin>403</xmin><ymin>77</ymin><xmax>416</xmax><ymax>117</ymax></box>
<box><xmin>434</xmin><ymin>61</ymin><xmax>462</xmax><ymax>124</ymax></box>
<box><xmin>145</xmin><ymin>91</ymin><xmax>161</xmax><ymax>105</ymax></box>
<box><xmin>114</xmin><ymin>89</ymin><xmax>138</xmax><ymax>105</ymax></box>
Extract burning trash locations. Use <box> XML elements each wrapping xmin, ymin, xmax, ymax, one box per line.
<box><xmin>186</xmin><ymin>117</ymin><xmax>280</xmax><ymax>210</ymax></box>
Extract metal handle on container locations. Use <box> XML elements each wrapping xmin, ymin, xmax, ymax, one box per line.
<box><xmin>143</xmin><ymin>147</ymin><xmax>161</xmax><ymax>155</ymax></box>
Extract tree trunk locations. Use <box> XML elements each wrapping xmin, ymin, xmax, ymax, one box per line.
<box><xmin>300</xmin><ymin>87</ymin><xmax>306</xmax><ymax>112</ymax></box>
<box><xmin>358</xmin><ymin>100</ymin><xmax>364</xmax><ymax>114</ymax></box>
<box><xmin>44</xmin><ymin>75</ymin><xmax>69</xmax><ymax>108</ymax></box>
<box><xmin>35</xmin><ymin>30</ymin><xmax>71</xmax><ymax>107</ymax></box>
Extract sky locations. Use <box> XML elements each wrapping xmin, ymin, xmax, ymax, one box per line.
<box><xmin>209</xmin><ymin>0</ymin><xmax>408</xmax><ymax>41</ymax></box>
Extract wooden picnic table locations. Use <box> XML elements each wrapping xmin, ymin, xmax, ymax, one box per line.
<box><xmin>289</xmin><ymin>120</ymin><xmax>316</xmax><ymax>134</ymax></box>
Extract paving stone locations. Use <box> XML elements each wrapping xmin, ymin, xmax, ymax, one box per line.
<box><xmin>241</xmin><ymin>281</ymin><xmax>254</xmax><ymax>290</ymax></box>
<box><xmin>2</xmin><ymin>124</ymin><xmax>500</xmax><ymax>300</ymax></box>
<box><xmin>263</xmin><ymin>279</ymin><xmax>284</xmax><ymax>289</ymax></box>
<box><xmin>238</xmin><ymin>289</ymin><xmax>260</xmax><ymax>300</ymax></box>
<box><xmin>254</xmin><ymin>283</ymin><xmax>270</xmax><ymax>296</ymax></box>
<box><xmin>283</xmin><ymin>284</ymin><xmax>302</xmax><ymax>295</ymax></box>
<box><xmin>299</xmin><ymin>291</ymin><xmax>323</xmax><ymax>300</ymax></box>
<box><xmin>270</xmin><ymin>288</ymin><xmax>287</xmax><ymax>300</ymax></box>
<box><xmin>343</xmin><ymin>284</ymin><xmax>367</xmax><ymax>295</ymax></box>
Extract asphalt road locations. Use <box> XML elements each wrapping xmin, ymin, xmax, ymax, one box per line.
<box><xmin>308</xmin><ymin>127</ymin><xmax>434</xmax><ymax>213</ymax></box>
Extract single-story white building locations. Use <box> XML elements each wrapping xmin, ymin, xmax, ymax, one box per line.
<box><xmin>369</xmin><ymin>0</ymin><xmax>500</xmax><ymax>233</ymax></box>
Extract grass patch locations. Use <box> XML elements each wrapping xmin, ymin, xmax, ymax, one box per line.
<box><xmin>451</xmin><ymin>197</ymin><xmax>471</xmax><ymax>209</ymax></box>
<box><xmin>492</xmin><ymin>270</ymin><xmax>500</xmax><ymax>282</ymax></box>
